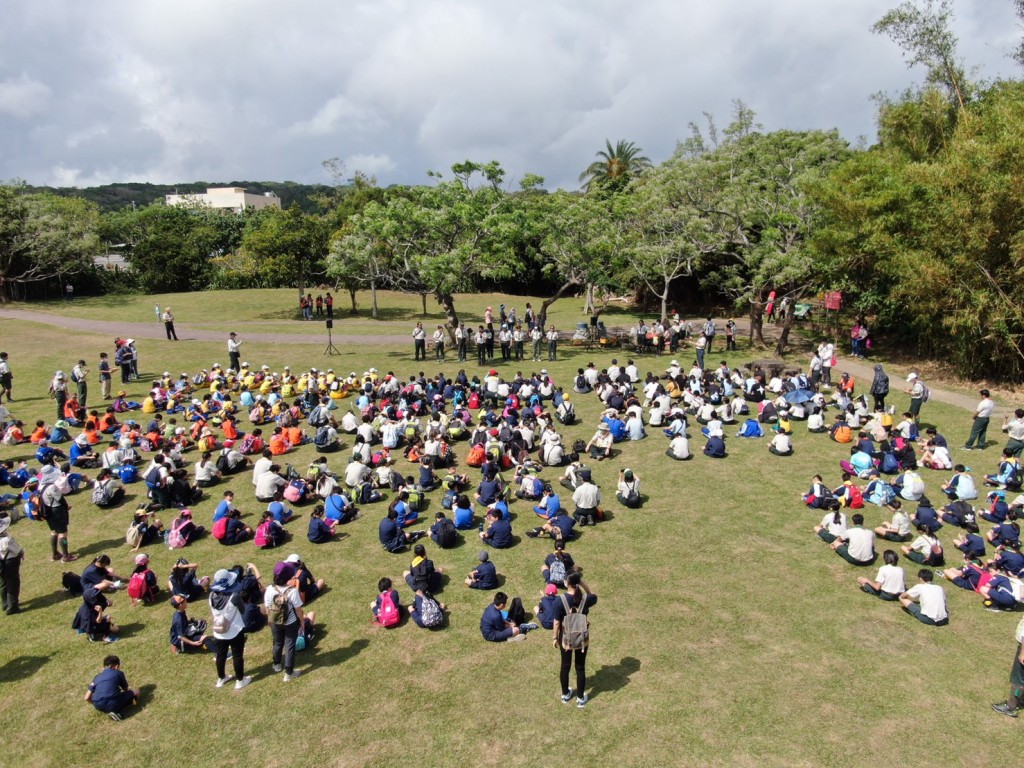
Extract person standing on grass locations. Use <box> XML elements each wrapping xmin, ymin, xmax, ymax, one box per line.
<box><xmin>85</xmin><ymin>655</ymin><xmax>139</xmax><ymax>720</ymax></box>
<box><xmin>454</xmin><ymin>321</ymin><xmax>467</xmax><ymax>362</ymax></box>
<box><xmin>227</xmin><ymin>332</ymin><xmax>241</xmax><ymax>372</ymax></box>
<box><xmin>964</xmin><ymin>389</ymin><xmax>995</xmax><ymax>451</ymax></box>
<box><xmin>413</xmin><ymin>322</ymin><xmax>426</xmax><ymax>361</ymax></box>
<box><xmin>264</xmin><ymin>564</ymin><xmax>304</xmax><ymax>682</ymax></box>
<box><xmin>992</xmin><ymin>614</ymin><xmax>1024</xmax><ymax>717</ymax></box>
<box><xmin>0</xmin><ymin>351</ymin><xmax>12</xmax><ymax>403</ymax></box>
<box><xmin>162</xmin><ymin>307</ymin><xmax>178</xmax><ymax>340</ymax></box>
<box><xmin>433</xmin><ymin>325</ymin><xmax>446</xmax><ymax>362</ymax></box>
<box><xmin>315</xmin><ymin>294</ymin><xmax>323</xmax><ymax>318</ymax></box>
<box><xmin>904</xmin><ymin>373</ymin><xmax>925</xmax><ymax>421</ymax></box>
<box><xmin>325</xmin><ymin>292</ymin><xmax>334</xmax><ymax>319</ymax></box>
<box><xmin>40</xmin><ymin>480</ymin><xmax>78</xmax><ymax>563</ymax></box>
<box><xmin>209</xmin><ymin>568</ymin><xmax>251</xmax><ymax>690</ymax></box>
<box><xmin>1001</xmin><ymin>409</ymin><xmax>1024</xmax><ymax>458</ymax></box>
<box><xmin>818</xmin><ymin>340</ymin><xmax>835</xmax><ymax>387</ymax></box>
<box><xmin>49</xmin><ymin>371</ymin><xmax>68</xmax><ymax>422</ymax></box>
<box><xmin>546</xmin><ymin>325</ymin><xmax>559</xmax><ymax>361</ymax></box>
<box><xmin>531</xmin><ymin>324</ymin><xmax>543</xmax><ymax>362</ymax></box>
<box><xmin>0</xmin><ymin>514</ymin><xmax>24</xmax><ymax>614</ymax></box>
<box><xmin>553</xmin><ymin>571</ymin><xmax>597</xmax><ymax>708</ymax></box>
<box><xmin>72</xmin><ymin>359</ymin><xmax>88</xmax><ymax>408</ymax></box>
<box><xmin>98</xmin><ymin>352</ymin><xmax>112</xmax><ymax>400</ymax></box>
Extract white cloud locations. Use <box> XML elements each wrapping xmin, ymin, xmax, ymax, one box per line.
<box><xmin>0</xmin><ymin>0</ymin><xmax>1019</xmax><ymax>189</ymax></box>
<box><xmin>0</xmin><ymin>73</ymin><xmax>50</xmax><ymax>118</ymax></box>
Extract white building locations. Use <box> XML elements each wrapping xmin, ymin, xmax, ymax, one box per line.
<box><xmin>165</xmin><ymin>187</ymin><xmax>281</xmax><ymax>213</ymax></box>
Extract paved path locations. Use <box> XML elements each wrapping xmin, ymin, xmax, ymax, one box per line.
<box><xmin>0</xmin><ymin>307</ymin><xmax>410</xmax><ymax>346</ymax></box>
<box><xmin>0</xmin><ymin>306</ymin><xmax>993</xmax><ymax>414</ymax></box>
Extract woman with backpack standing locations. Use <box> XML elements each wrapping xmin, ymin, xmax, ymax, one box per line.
<box><xmin>209</xmin><ymin>569</ymin><xmax>251</xmax><ymax>690</ymax></box>
<box><xmin>264</xmin><ymin>564</ymin><xmax>304</xmax><ymax>682</ymax></box>
<box><xmin>552</xmin><ymin>571</ymin><xmax>597</xmax><ymax>709</ymax></box>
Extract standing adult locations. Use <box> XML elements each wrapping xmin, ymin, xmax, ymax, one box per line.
<box><xmin>72</xmin><ymin>359</ymin><xmax>89</xmax><ymax>409</ymax></box>
<box><xmin>49</xmin><ymin>371</ymin><xmax>69</xmax><ymax>422</ymax></box>
<box><xmin>64</xmin><ymin>282</ymin><xmax>73</xmax><ymax>302</ymax></box>
<box><xmin>413</xmin><ymin>322</ymin><xmax>426</xmax><ymax>361</ymax></box>
<box><xmin>325</xmin><ymin>292</ymin><xmax>334</xmax><ymax>319</ymax></box>
<box><xmin>315</xmin><ymin>294</ymin><xmax>323</xmax><ymax>318</ymax></box>
<box><xmin>964</xmin><ymin>389</ymin><xmax>995</xmax><ymax>451</ymax></box>
<box><xmin>127</xmin><ymin>339</ymin><xmax>138</xmax><ymax>379</ymax></box>
<box><xmin>818</xmin><ymin>340</ymin><xmax>835</xmax><ymax>387</ymax></box>
<box><xmin>162</xmin><ymin>307</ymin><xmax>178</xmax><ymax>341</ymax></box>
<box><xmin>904</xmin><ymin>372</ymin><xmax>925</xmax><ymax>421</ymax></box>
<box><xmin>97</xmin><ymin>352</ymin><xmax>112</xmax><ymax>400</ymax></box>
<box><xmin>553</xmin><ymin>572</ymin><xmax>597</xmax><ymax>708</ymax></box>
<box><xmin>115</xmin><ymin>343</ymin><xmax>131</xmax><ymax>386</ymax></box>
<box><xmin>869</xmin><ymin>364</ymin><xmax>889</xmax><ymax>412</ymax></box>
<box><xmin>454</xmin><ymin>321</ymin><xmax>467</xmax><ymax>362</ymax></box>
<box><xmin>0</xmin><ymin>351</ymin><xmax>12</xmax><ymax>403</ymax></box>
<box><xmin>1001</xmin><ymin>409</ymin><xmax>1024</xmax><ymax>458</ymax></box>
<box><xmin>702</xmin><ymin>317</ymin><xmax>716</xmax><ymax>353</ymax></box>
<box><xmin>0</xmin><ymin>514</ymin><xmax>24</xmax><ymax>614</ymax></box>
<box><xmin>209</xmin><ymin>569</ymin><xmax>252</xmax><ymax>690</ymax></box>
<box><xmin>228</xmin><ymin>332</ymin><xmax>241</xmax><ymax>373</ymax></box>
<box><xmin>433</xmin><ymin>325</ymin><xmax>446</xmax><ymax>362</ymax></box>
<box><xmin>992</xmin><ymin>614</ymin><xmax>1024</xmax><ymax>717</ymax></box>
<box><xmin>264</xmin><ymin>564</ymin><xmax>304</xmax><ymax>681</ymax></box>
<box><xmin>40</xmin><ymin>480</ymin><xmax>77</xmax><ymax>563</ymax></box>
<box><xmin>546</xmin><ymin>325</ymin><xmax>559</xmax><ymax>362</ymax></box>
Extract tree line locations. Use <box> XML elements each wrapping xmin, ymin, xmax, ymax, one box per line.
<box><xmin>1</xmin><ymin>0</ymin><xmax>1023</xmax><ymax>379</ymax></box>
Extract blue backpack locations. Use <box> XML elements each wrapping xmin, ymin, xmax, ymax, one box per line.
<box><xmin>880</xmin><ymin>452</ymin><xmax>899</xmax><ymax>474</ymax></box>
<box><xmin>737</xmin><ymin>419</ymin><xmax>763</xmax><ymax>438</ymax></box>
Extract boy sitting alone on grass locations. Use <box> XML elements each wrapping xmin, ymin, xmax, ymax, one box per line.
<box><xmin>85</xmin><ymin>655</ymin><xmax>139</xmax><ymax>720</ymax></box>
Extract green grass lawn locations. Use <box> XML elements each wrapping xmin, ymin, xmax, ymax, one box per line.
<box><xmin>0</xmin><ymin>300</ymin><xmax>1020</xmax><ymax>768</ymax></box>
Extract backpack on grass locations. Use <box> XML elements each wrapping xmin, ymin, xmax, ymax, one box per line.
<box><xmin>377</xmin><ymin>591</ymin><xmax>400</xmax><ymax>627</ymax></box>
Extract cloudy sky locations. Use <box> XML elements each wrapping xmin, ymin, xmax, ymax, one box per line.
<box><xmin>0</xmin><ymin>0</ymin><xmax>1019</xmax><ymax>191</ymax></box>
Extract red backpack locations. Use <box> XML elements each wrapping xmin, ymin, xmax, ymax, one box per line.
<box><xmin>127</xmin><ymin>570</ymin><xmax>155</xmax><ymax>604</ymax></box>
<box><xmin>212</xmin><ymin>516</ymin><xmax>228</xmax><ymax>540</ymax></box>
<box><xmin>468</xmin><ymin>392</ymin><xmax>480</xmax><ymax>409</ymax></box>
<box><xmin>377</xmin><ymin>591</ymin><xmax>400</xmax><ymax>627</ymax></box>
<box><xmin>846</xmin><ymin>483</ymin><xmax>864</xmax><ymax>509</ymax></box>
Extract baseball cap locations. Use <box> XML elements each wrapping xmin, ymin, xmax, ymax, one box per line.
<box><xmin>545</xmin><ymin>583</ymin><xmax>558</xmax><ymax>595</ymax></box>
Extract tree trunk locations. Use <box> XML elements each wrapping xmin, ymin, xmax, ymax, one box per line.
<box><xmin>538</xmin><ymin>280</ymin><xmax>580</xmax><ymax>333</ymax></box>
<box><xmin>420</xmin><ymin>292</ymin><xmax>428</xmax><ymax>316</ymax></box>
<box><xmin>749</xmin><ymin>299</ymin><xmax>767</xmax><ymax>346</ymax></box>
<box><xmin>370</xmin><ymin>281</ymin><xmax>379</xmax><ymax>320</ymax></box>
<box><xmin>582</xmin><ymin>283</ymin><xmax>595</xmax><ymax>314</ymax></box>
<box><xmin>774</xmin><ymin>301</ymin><xmax>796</xmax><ymax>357</ymax></box>
<box><xmin>436</xmin><ymin>292</ymin><xmax>460</xmax><ymax>343</ymax></box>
<box><xmin>660</xmin><ymin>278</ymin><xmax>669</xmax><ymax>324</ymax></box>
<box><xmin>348</xmin><ymin>288</ymin><xmax>357</xmax><ymax>314</ymax></box>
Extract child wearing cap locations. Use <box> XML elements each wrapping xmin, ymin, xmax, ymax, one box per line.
<box><xmin>534</xmin><ymin>583</ymin><xmax>561</xmax><ymax>630</ymax></box>
<box><xmin>465</xmin><ymin>551</ymin><xmax>499</xmax><ymax>590</ymax></box>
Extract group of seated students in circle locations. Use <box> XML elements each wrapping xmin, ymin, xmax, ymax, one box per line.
<box><xmin>804</xmin><ymin>417</ymin><xmax>1024</xmax><ymax>626</ymax></box>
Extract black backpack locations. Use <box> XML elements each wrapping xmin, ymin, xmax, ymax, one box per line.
<box><xmin>575</xmin><ymin>375</ymin><xmax>587</xmax><ymax>390</ymax></box>
<box><xmin>572</xmin><ymin>439</ymin><xmax>586</xmax><ymax>454</ymax></box>
<box><xmin>435</xmin><ymin>517</ymin><xmax>457</xmax><ymax>548</ymax></box>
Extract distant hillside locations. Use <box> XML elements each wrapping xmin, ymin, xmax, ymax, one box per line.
<box><xmin>23</xmin><ymin>181</ymin><xmax>339</xmax><ymax>213</ymax></box>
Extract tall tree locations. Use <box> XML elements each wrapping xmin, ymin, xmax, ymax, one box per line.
<box><xmin>0</xmin><ymin>185</ymin><xmax>101</xmax><ymax>298</ymax></box>
<box><xmin>238</xmin><ymin>204</ymin><xmax>328</xmax><ymax>300</ymax></box>
<box><xmin>579</xmin><ymin>139</ymin><xmax>652</xmax><ymax>195</ymax></box>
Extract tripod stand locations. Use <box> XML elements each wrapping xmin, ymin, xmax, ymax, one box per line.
<box><xmin>324</xmin><ymin>321</ymin><xmax>340</xmax><ymax>356</ymax></box>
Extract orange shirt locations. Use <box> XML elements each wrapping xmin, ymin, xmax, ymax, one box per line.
<box><xmin>269</xmin><ymin>434</ymin><xmax>289</xmax><ymax>455</ymax></box>
<box><xmin>29</xmin><ymin>427</ymin><xmax>48</xmax><ymax>444</ymax></box>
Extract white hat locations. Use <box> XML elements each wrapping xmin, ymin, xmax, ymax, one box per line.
<box><xmin>125</xmin><ymin>338</ymin><xmax>135</xmax><ymax>344</ymax></box>
<box><xmin>162</xmin><ymin>371</ymin><xmax>170</xmax><ymax>377</ymax></box>
<box><xmin>242</xmin><ymin>361</ymin><xmax>250</xmax><ymax>367</ymax></box>
<box><xmin>907</xmin><ymin>373</ymin><xmax>918</xmax><ymax>381</ymax></box>
<box><xmin>369</xmin><ymin>368</ymin><xmax>378</xmax><ymax>373</ymax></box>
<box><xmin>285</xmin><ymin>553</ymin><xmax>301</xmax><ymax>564</ymax></box>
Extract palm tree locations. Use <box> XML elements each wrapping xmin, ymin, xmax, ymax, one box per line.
<box><xmin>578</xmin><ymin>139</ymin><xmax>652</xmax><ymax>193</ymax></box>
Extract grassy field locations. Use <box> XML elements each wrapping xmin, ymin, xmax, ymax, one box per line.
<box><xmin>1</xmin><ymin>291</ymin><xmax>1021</xmax><ymax>768</ymax></box>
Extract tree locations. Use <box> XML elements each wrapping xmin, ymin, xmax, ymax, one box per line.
<box><xmin>578</xmin><ymin>139</ymin><xmax>652</xmax><ymax>195</ymax></box>
<box><xmin>0</xmin><ymin>185</ymin><xmax>101</xmax><ymax>298</ymax></box>
<box><xmin>872</xmin><ymin>0</ymin><xmax>971</xmax><ymax>110</ymax></box>
<box><xmin>238</xmin><ymin>204</ymin><xmax>328</xmax><ymax>301</ymax></box>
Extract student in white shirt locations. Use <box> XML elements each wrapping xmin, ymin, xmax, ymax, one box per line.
<box><xmin>899</xmin><ymin>569</ymin><xmax>949</xmax><ymax>625</ymax></box>
<box><xmin>830</xmin><ymin>513</ymin><xmax>876</xmax><ymax>565</ymax></box>
<box><xmin>857</xmin><ymin>550</ymin><xmax>906</xmax><ymax>600</ymax></box>
<box><xmin>665</xmin><ymin>434</ymin><xmax>691</xmax><ymax>461</ymax></box>
<box><xmin>768</xmin><ymin>431</ymin><xmax>793</xmax><ymax>456</ymax></box>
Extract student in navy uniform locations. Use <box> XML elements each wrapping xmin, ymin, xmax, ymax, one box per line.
<box><xmin>991</xmin><ymin>615</ymin><xmax>1024</xmax><ymax>717</ymax></box>
<box><xmin>480</xmin><ymin>591</ymin><xmax>536</xmax><ymax>642</ymax></box>
<box><xmin>703</xmin><ymin>434</ymin><xmax>726</xmax><ymax>458</ymax></box>
<box><xmin>479</xmin><ymin>508</ymin><xmax>512</xmax><ymax>548</ymax></box>
<box><xmin>992</xmin><ymin>541</ymin><xmax>1024</xmax><ymax>577</ymax></box>
<box><xmin>84</xmin><ymin>655</ymin><xmax>139</xmax><ymax>719</ymax></box>
<box><xmin>378</xmin><ymin>508</ymin><xmax>424</xmax><ymax>553</ymax></box>
<box><xmin>403</xmin><ymin>543</ymin><xmax>443</xmax><ymax>593</ymax></box>
<box><xmin>534</xmin><ymin>583</ymin><xmax>561</xmax><ymax>630</ymax></box>
<box><xmin>542</xmin><ymin>540</ymin><xmax>577</xmax><ymax>587</ymax></box>
<box><xmin>552</xmin><ymin>572</ymin><xmax>598</xmax><ymax>708</ymax></box>
<box><xmin>952</xmin><ymin>523</ymin><xmax>987</xmax><ymax>560</ymax></box>
<box><xmin>169</xmin><ymin>595</ymin><xmax>209</xmax><ymax>653</ymax></box>
<box><xmin>465</xmin><ymin>550</ymin><xmax>499</xmax><ymax>589</ymax></box>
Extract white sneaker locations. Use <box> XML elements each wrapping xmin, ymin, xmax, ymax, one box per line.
<box><xmin>215</xmin><ymin>675</ymin><xmax>233</xmax><ymax>688</ymax></box>
<box><xmin>283</xmin><ymin>670</ymin><xmax>302</xmax><ymax>682</ymax></box>
<box><xmin>234</xmin><ymin>676</ymin><xmax>252</xmax><ymax>690</ymax></box>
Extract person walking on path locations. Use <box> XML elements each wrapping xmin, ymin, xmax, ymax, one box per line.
<box><xmin>992</xmin><ymin>614</ymin><xmax>1024</xmax><ymax>717</ymax></box>
<box><xmin>0</xmin><ymin>351</ymin><xmax>13</xmax><ymax>403</ymax></box>
<box><xmin>553</xmin><ymin>571</ymin><xmax>597</xmax><ymax>708</ymax></box>
<box><xmin>904</xmin><ymin>373</ymin><xmax>925</xmax><ymax>421</ymax></box>
<box><xmin>228</xmin><ymin>332</ymin><xmax>241</xmax><ymax>372</ymax></box>
<box><xmin>0</xmin><ymin>514</ymin><xmax>24</xmax><ymax>614</ymax></box>
<box><xmin>964</xmin><ymin>389</ymin><xmax>995</xmax><ymax>451</ymax></box>
<box><xmin>162</xmin><ymin>307</ymin><xmax>178</xmax><ymax>340</ymax></box>
<box><xmin>869</xmin><ymin>364</ymin><xmax>889</xmax><ymax>412</ymax></box>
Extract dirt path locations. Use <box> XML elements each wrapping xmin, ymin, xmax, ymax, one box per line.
<box><xmin>0</xmin><ymin>307</ymin><xmax>410</xmax><ymax>346</ymax></box>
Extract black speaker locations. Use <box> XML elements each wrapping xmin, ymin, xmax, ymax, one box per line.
<box><xmin>326</xmin><ymin>319</ymin><xmax>333</xmax><ymax>329</ymax></box>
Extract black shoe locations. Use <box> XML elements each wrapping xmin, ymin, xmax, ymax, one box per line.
<box><xmin>525</xmin><ymin>528</ymin><xmax>540</xmax><ymax>538</ymax></box>
<box><xmin>992</xmin><ymin>702</ymin><xmax>1019</xmax><ymax>717</ymax></box>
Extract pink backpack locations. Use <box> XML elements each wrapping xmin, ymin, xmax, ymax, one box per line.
<box><xmin>377</xmin><ymin>591</ymin><xmax>400</xmax><ymax>627</ymax></box>
<box><xmin>254</xmin><ymin>520</ymin><xmax>273</xmax><ymax>548</ymax></box>
<box><xmin>167</xmin><ymin>517</ymin><xmax>187</xmax><ymax>549</ymax></box>
<box><xmin>282</xmin><ymin>480</ymin><xmax>304</xmax><ymax>503</ymax></box>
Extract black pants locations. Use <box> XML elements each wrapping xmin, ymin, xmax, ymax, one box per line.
<box><xmin>120</xmin><ymin>363</ymin><xmax>131</xmax><ymax>385</ymax></box>
<box><xmin>414</xmin><ymin>339</ymin><xmax>426</xmax><ymax>360</ymax></box>
<box><xmin>215</xmin><ymin>632</ymin><xmax>246</xmax><ymax>680</ymax></box>
<box><xmin>165</xmin><ymin>321</ymin><xmax>177</xmax><ymax>340</ymax></box>
<box><xmin>873</xmin><ymin>394</ymin><xmax>886</xmax><ymax>411</ymax></box>
<box><xmin>271</xmin><ymin>620</ymin><xmax>299</xmax><ymax>674</ymax></box>
<box><xmin>560</xmin><ymin>646</ymin><xmax>587</xmax><ymax>696</ymax></box>
<box><xmin>458</xmin><ymin>339</ymin><xmax>467</xmax><ymax>361</ymax></box>
<box><xmin>0</xmin><ymin>555</ymin><xmax>21</xmax><ymax>612</ymax></box>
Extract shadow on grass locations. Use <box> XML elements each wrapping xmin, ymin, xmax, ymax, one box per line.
<box><xmin>22</xmin><ymin>588</ymin><xmax>69</xmax><ymax>612</ymax></box>
<box><xmin>0</xmin><ymin>653</ymin><xmax>53</xmax><ymax>682</ymax></box>
<box><xmin>114</xmin><ymin>622</ymin><xmax>145</xmax><ymax>639</ymax></box>
<box><xmin>311</xmin><ymin>637</ymin><xmax>370</xmax><ymax>669</ymax></box>
<box><xmin>122</xmin><ymin>683</ymin><xmax>157</xmax><ymax>719</ymax></box>
<box><xmin>589</xmin><ymin>656</ymin><xmax>641</xmax><ymax>701</ymax></box>
<box><xmin>78</xmin><ymin>537</ymin><xmax>127</xmax><ymax>559</ymax></box>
